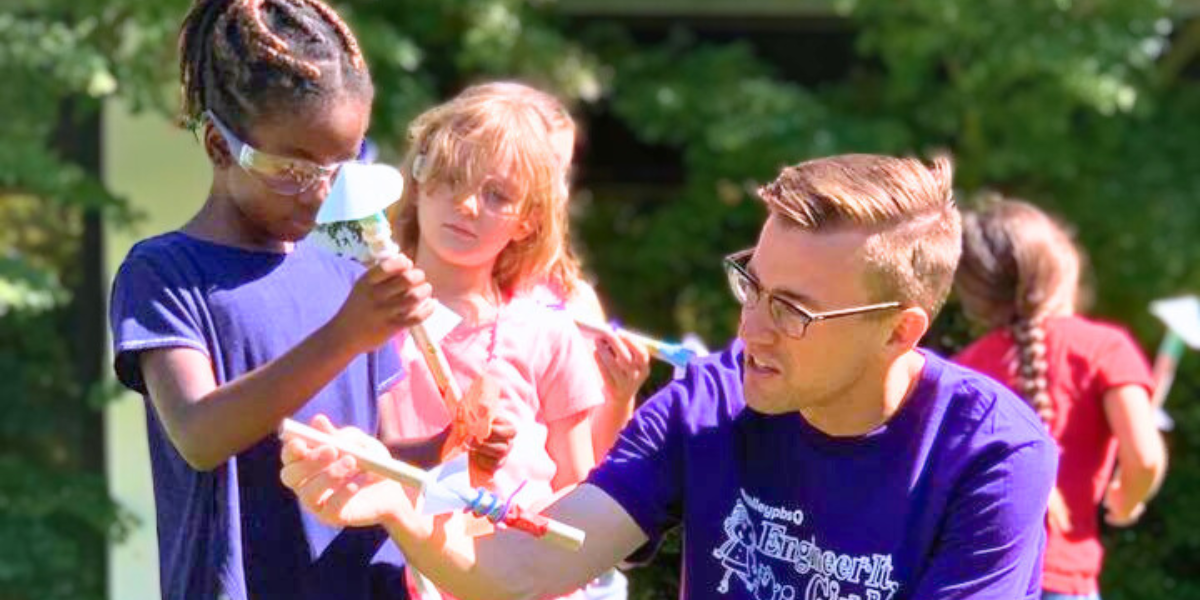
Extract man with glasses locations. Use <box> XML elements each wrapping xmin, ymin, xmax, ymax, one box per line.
<box><xmin>281</xmin><ymin>153</ymin><xmax>1058</xmax><ymax>600</ymax></box>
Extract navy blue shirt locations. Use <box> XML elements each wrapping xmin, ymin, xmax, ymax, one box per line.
<box><xmin>110</xmin><ymin>232</ymin><xmax>406</xmax><ymax>600</ymax></box>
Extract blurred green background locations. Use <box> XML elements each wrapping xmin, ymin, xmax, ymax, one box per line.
<box><xmin>5</xmin><ymin>0</ymin><xmax>1200</xmax><ymax>598</ymax></box>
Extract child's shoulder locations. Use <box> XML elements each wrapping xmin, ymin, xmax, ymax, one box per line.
<box><xmin>122</xmin><ymin>231</ymin><xmax>194</xmax><ymax>263</ymax></box>
<box><xmin>122</xmin><ymin>231</ymin><xmax>267</xmax><ymax>268</ymax></box>
<box><xmin>116</xmin><ymin>233</ymin><xmax>364</xmax><ymax>292</ymax></box>
<box><xmin>498</xmin><ymin>297</ymin><xmax>594</xmax><ymax>363</ymax></box>
<box><xmin>115</xmin><ymin>231</ymin><xmax>211</xmax><ymax>286</ymax></box>
<box><xmin>1046</xmin><ymin>315</ymin><xmax>1144</xmax><ymax>358</ymax></box>
<box><xmin>1048</xmin><ymin>314</ymin><xmax>1135</xmax><ymax>340</ymax></box>
<box><xmin>502</xmin><ymin>296</ymin><xmax>578</xmax><ymax>334</ymax></box>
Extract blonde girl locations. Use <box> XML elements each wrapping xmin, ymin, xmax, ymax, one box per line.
<box><xmin>378</xmin><ymin>86</ymin><xmax>608</xmax><ymax>600</ymax></box>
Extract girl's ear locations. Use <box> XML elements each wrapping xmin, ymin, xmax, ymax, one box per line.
<box><xmin>512</xmin><ymin>218</ymin><xmax>536</xmax><ymax>242</ymax></box>
<box><xmin>203</xmin><ymin>123</ymin><xmax>234</xmax><ymax>168</ymax></box>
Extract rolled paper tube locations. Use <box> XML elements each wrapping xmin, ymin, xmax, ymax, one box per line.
<box><xmin>503</xmin><ymin>505</ymin><xmax>586</xmax><ymax>552</ymax></box>
<box><xmin>358</xmin><ymin>212</ymin><xmax>465</xmax><ymax>411</ymax></box>
<box><xmin>1151</xmin><ymin>331</ymin><xmax>1186</xmax><ymax>409</ymax></box>
<box><xmin>573</xmin><ymin>317</ymin><xmax>699</xmax><ymax>369</ymax></box>
<box><xmin>279</xmin><ymin>419</ymin><xmax>587</xmax><ymax>550</ymax></box>
<box><xmin>538</xmin><ymin>516</ymin><xmax>587</xmax><ymax>551</ymax></box>
<box><xmin>279</xmin><ymin>418</ymin><xmax>428</xmax><ymax>490</ymax></box>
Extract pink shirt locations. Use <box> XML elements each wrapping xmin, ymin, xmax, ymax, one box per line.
<box><xmin>381</xmin><ymin>296</ymin><xmax>605</xmax><ymax>507</ymax></box>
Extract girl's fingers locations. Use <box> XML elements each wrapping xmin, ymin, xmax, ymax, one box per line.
<box><xmin>488</xmin><ymin>416</ymin><xmax>518</xmax><ymax>439</ymax></box>
<box><xmin>622</xmin><ymin>335</ymin><xmax>652</xmax><ymax>368</ymax></box>
<box><xmin>608</xmin><ymin>334</ymin><xmax>634</xmax><ymax>364</ymax></box>
<box><xmin>594</xmin><ymin>347</ymin><xmax>620</xmax><ymax>388</ymax></box>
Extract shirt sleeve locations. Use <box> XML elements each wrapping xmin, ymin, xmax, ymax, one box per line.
<box><xmin>536</xmin><ymin>312</ymin><xmax>606</xmax><ymax>423</ymax></box>
<box><xmin>109</xmin><ymin>252</ymin><xmax>209</xmax><ymax>395</ymax></box>
<box><xmin>1091</xmin><ymin>327</ymin><xmax>1156</xmax><ymax>397</ymax></box>
<box><xmin>585</xmin><ymin>375</ymin><xmax>688</xmax><ymax>549</ymax></box>
<box><xmin>910</xmin><ymin>437</ymin><xmax>1058</xmax><ymax>599</ymax></box>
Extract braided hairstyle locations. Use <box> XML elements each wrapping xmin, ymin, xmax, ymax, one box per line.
<box><xmin>956</xmin><ymin>195</ymin><xmax>1085</xmax><ymax>427</ymax></box>
<box><xmin>178</xmin><ymin>0</ymin><xmax>372</xmax><ymax>139</ymax></box>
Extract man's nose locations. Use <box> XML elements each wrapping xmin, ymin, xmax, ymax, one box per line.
<box><xmin>738</xmin><ymin>300</ymin><xmax>777</xmax><ymax>345</ymax></box>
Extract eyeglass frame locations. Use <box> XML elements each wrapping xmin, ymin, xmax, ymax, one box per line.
<box><xmin>722</xmin><ymin>248</ymin><xmax>903</xmax><ymax>339</ymax></box>
<box><xmin>205</xmin><ymin>110</ymin><xmax>360</xmax><ymax>195</ymax></box>
<box><xmin>413</xmin><ymin>155</ymin><xmax>525</xmax><ymax>220</ymax></box>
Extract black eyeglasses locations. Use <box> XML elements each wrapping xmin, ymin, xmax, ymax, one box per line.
<box><xmin>722</xmin><ymin>249</ymin><xmax>902</xmax><ymax>339</ymax></box>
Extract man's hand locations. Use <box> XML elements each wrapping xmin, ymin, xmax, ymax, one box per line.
<box><xmin>280</xmin><ymin>414</ymin><xmax>410</xmax><ymax>528</ymax></box>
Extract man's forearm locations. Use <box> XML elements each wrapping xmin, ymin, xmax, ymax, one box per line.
<box><xmin>378</xmin><ymin>484</ymin><xmax>643</xmax><ymax>600</ymax></box>
<box><xmin>380</xmin><ymin>509</ymin><xmax>548</xmax><ymax>600</ymax></box>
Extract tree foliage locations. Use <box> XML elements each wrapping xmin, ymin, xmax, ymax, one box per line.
<box><xmin>3</xmin><ymin>0</ymin><xmax>1198</xmax><ymax>597</ymax></box>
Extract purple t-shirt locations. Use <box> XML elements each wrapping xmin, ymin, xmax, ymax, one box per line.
<box><xmin>109</xmin><ymin>232</ymin><xmax>406</xmax><ymax>600</ymax></box>
<box><xmin>588</xmin><ymin>342</ymin><xmax>1057</xmax><ymax>600</ymax></box>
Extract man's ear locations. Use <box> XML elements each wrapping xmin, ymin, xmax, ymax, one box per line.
<box><xmin>887</xmin><ymin>306</ymin><xmax>930</xmax><ymax>352</ymax></box>
<box><xmin>203</xmin><ymin>122</ymin><xmax>234</xmax><ymax>168</ymax></box>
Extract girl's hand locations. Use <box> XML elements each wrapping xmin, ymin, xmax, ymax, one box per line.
<box><xmin>594</xmin><ymin>329</ymin><xmax>651</xmax><ymax>405</ymax></box>
<box><xmin>280</xmin><ymin>415</ymin><xmax>409</xmax><ymax>528</ymax></box>
<box><xmin>466</xmin><ymin>414</ymin><xmax>517</xmax><ymax>476</ymax></box>
<box><xmin>1046</xmin><ymin>487</ymin><xmax>1072</xmax><ymax>533</ymax></box>
<box><xmin>333</xmin><ymin>254</ymin><xmax>435</xmax><ymax>354</ymax></box>
<box><xmin>1103</xmin><ymin>478</ymin><xmax>1147</xmax><ymax>527</ymax></box>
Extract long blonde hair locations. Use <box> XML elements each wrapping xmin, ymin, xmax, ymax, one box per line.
<box><xmin>392</xmin><ymin>85</ymin><xmax>570</xmax><ymax>297</ymax></box>
<box><xmin>956</xmin><ymin>196</ymin><xmax>1085</xmax><ymax>423</ymax></box>
<box><xmin>453</xmin><ymin>81</ymin><xmax>586</xmax><ymax>298</ymax></box>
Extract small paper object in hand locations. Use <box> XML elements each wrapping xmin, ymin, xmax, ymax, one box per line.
<box><xmin>279</xmin><ymin>418</ymin><xmax>586</xmax><ymax>551</ymax></box>
<box><xmin>573</xmin><ymin>317</ymin><xmax>708</xmax><ymax>372</ymax></box>
<box><xmin>1148</xmin><ymin>295</ymin><xmax>1200</xmax><ymax>431</ymax></box>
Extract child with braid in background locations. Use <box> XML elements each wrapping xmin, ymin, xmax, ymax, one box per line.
<box><xmin>953</xmin><ymin>198</ymin><xmax>1168</xmax><ymax>600</ymax></box>
<box><xmin>108</xmin><ymin>1</ymin><xmax>434</xmax><ymax>598</ymax></box>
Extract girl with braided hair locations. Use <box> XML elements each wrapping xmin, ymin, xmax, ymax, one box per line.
<box><xmin>953</xmin><ymin>197</ymin><xmax>1167</xmax><ymax>600</ymax></box>
<box><xmin>109</xmin><ymin>1</ymin><xmax>434</xmax><ymax>598</ymax></box>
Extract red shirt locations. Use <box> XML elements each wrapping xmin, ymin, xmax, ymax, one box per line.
<box><xmin>954</xmin><ymin>315</ymin><xmax>1155</xmax><ymax>594</ymax></box>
